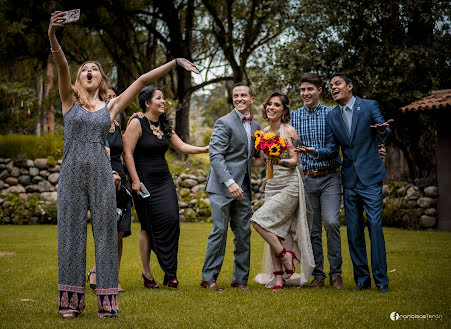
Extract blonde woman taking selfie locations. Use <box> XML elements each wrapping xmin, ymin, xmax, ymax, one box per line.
<box><xmin>48</xmin><ymin>10</ymin><xmax>198</xmax><ymax>318</ymax></box>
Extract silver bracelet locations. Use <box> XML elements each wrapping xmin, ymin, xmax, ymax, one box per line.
<box><xmin>50</xmin><ymin>45</ymin><xmax>61</xmax><ymax>53</ymax></box>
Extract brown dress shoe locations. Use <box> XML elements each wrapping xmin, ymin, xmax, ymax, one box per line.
<box><xmin>200</xmin><ymin>280</ymin><xmax>224</xmax><ymax>291</ymax></box>
<box><xmin>231</xmin><ymin>282</ymin><xmax>251</xmax><ymax>290</ymax></box>
<box><xmin>330</xmin><ymin>275</ymin><xmax>345</xmax><ymax>289</ymax></box>
<box><xmin>307</xmin><ymin>278</ymin><xmax>325</xmax><ymax>288</ymax></box>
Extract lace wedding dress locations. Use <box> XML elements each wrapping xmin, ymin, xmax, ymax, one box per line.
<box><xmin>252</xmin><ymin>124</ymin><xmax>315</xmax><ymax>287</ymax></box>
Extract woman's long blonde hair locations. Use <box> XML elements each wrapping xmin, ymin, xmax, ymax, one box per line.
<box><xmin>72</xmin><ymin>61</ymin><xmax>110</xmax><ymax>109</ymax></box>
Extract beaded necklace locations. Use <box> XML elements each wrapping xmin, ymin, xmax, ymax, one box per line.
<box><xmin>148</xmin><ymin>118</ymin><xmax>163</xmax><ymax>139</ymax></box>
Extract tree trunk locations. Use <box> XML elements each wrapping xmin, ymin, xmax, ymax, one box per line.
<box><xmin>44</xmin><ymin>55</ymin><xmax>55</xmax><ymax>133</ymax></box>
<box><xmin>175</xmin><ymin>69</ymin><xmax>192</xmax><ymax>144</ymax></box>
<box><xmin>35</xmin><ymin>74</ymin><xmax>43</xmax><ymax>136</ymax></box>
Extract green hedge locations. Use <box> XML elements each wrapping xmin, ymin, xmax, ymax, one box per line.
<box><xmin>0</xmin><ymin>134</ymin><xmax>64</xmax><ymax>160</ymax></box>
<box><xmin>179</xmin><ymin>189</ymin><xmax>211</xmax><ymax>222</ymax></box>
<box><xmin>0</xmin><ymin>192</ymin><xmax>57</xmax><ymax>225</ymax></box>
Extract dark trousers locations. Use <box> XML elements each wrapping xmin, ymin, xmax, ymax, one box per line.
<box><xmin>343</xmin><ymin>179</ymin><xmax>389</xmax><ymax>287</ymax></box>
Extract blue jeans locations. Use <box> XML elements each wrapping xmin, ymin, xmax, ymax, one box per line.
<box><xmin>304</xmin><ymin>172</ymin><xmax>343</xmax><ymax>280</ymax></box>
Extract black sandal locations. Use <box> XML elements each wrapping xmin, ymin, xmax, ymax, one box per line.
<box><xmin>87</xmin><ymin>269</ymin><xmax>96</xmax><ymax>291</ymax></box>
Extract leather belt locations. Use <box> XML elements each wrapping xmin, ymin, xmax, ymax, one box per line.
<box><xmin>303</xmin><ymin>168</ymin><xmax>340</xmax><ymax>177</ymax></box>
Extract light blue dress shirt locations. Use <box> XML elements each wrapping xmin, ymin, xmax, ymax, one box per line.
<box><xmin>340</xmin><ymin>96</ymin><xmax>356</xmax><ymax>133</ymax></box>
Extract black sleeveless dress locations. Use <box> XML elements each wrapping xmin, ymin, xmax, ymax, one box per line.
<box><xmin>132</xmin><ymin>117</ymin><xmax>180</xmax><ymax>277</ymax></box>
<box><xmin>107</xmin><ymin>122</ymin><xmax>131</xmax><ymax>237</ymax></box>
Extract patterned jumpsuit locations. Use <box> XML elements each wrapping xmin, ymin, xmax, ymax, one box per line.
<box><xmin>57</xmin><ymin>102</ymin><xmax>119</xmax><ymax>316</ymax></box>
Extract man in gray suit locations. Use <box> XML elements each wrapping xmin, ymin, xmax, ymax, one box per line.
<box><xmin>201</xmin><ymin>83</ymin><xmax>261</xmax><ymax>291</ymax></box>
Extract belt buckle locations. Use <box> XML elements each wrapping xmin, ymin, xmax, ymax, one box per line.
<box><xmin>311</xmin><ymin>169</ymin><xmax>318</xmax><ymax>177</ymax></box>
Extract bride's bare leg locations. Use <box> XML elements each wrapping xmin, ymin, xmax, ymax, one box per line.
<box><xmin>252</xmin><ymin>222</ymin><xmax>295</xmax><ymax>277</ymax></box>
<box><xmin>271</xmin><ymin>253</ymin><xmax>284</xmax><ymax>287</ymax></box>
<box><xmin>252</xmin><ymin>222</ymin><xmax>282</xmax><ymax>251</ymax></box>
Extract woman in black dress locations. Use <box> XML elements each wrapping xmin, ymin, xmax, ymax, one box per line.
<box><xmin>123</xmin><ymin>86</ymin><xmax>208</xmax><ymax>288</ymax></box>
<box><xmin>87</xmin><ymin>89</ymin><xmax>131</xmax><ymax>293</ymax></box>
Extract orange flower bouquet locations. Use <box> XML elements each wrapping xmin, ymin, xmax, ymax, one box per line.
<box><xmin>254</xmin><ymin>130</ymin><xmax>289</xmax><ymax>179</ymax></box>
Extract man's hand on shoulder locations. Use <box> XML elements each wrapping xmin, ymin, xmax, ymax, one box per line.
<box><xmin>228</xmin><ymin>182</ymin><xmax>243</xmax><ymax>200</ymax></box>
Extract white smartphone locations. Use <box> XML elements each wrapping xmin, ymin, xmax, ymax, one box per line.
<box><xmin>139</xmin><ymin>183</ymin><xmax>150</xmax><ymax>198</ymax></box>
<box><xmin>64</xmin><ymin>9</ymin><xmax>80</xmax><ymax>24</ymax></box>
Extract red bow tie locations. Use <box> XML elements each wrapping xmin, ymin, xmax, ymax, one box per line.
<box><xmin>242</xmin><ymin>115</ymin><xmax>253</xmax><ymax>123</ymax></box>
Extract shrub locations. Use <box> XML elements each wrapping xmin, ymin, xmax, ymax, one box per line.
<box><xmin>201</xmin><ymin>128</ymin><xmax>213</xmax><ymax>146</ymax></box>
<box><xmin>178</xmin><ymin>189</ymin><xmax>211</xmax><ymax>222</ymax></box>
<box><xmin>180</xmin><ymin>188</ymin><xmax>192</xmax><ymax>202</ymax></box>
<box><xmin>165</xmin><ymin>151</ymin><xmax>210</xmax><ymax>174</ymax></box>
<box><xmin>381</xmin><ymin>197</ymin><xmax>405</xmax><ymax>227</ymax></box>
<box><xmin>0</xmin><ymin>134</ymin><xmax>64</xmax><ymax>159</ymax></box>
<box><xmin>47</xmin><ymin>155</ymin><xmax>57</xmax><ymax>167</ymax></box>
<box><xmin>192</xmin><ymin>199</ymin><xmax>211</xmax><ymax>218</ymax></box>
<box><xmin>184</xmin><ymin>208</ymin><xmax>198</xmax><ymax>222</ymax></box>
<box><xmin>39</xmin><ymin>201</ymin><xmax>58</xmax><ymax>224</ymax></box>
<box><xmin>0</xmin><ymin>192</ymin><xmax>40</xmax><ymax>224</ymax></box>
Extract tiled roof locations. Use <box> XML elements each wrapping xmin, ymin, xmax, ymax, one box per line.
<box><xmin>401</xmin><ymin>89</ymin><xmax>451</xmax><ymax>112</ymax></box>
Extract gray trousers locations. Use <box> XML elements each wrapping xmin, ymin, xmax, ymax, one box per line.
<box><xmin>304</xmin><ymin>172</ymin><xmax>343</xmax><ymax>279</ymax></box>
<box><xmin>202</xmin><ymin>185</ymin><xmax>252</xmax><ymax>285</ymax></box>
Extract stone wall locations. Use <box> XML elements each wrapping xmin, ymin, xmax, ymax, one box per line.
<box><xmin>0</xmin><ymin>157</ymin><xmax>265</xmax><ymax>223</ymax></box>
<box><xmin>0</xmin><ymin>157</ymin><xmax>439</xmax><ymax>229</ymax></box>
<box><xmin>0</xmin><ymin>157</ymin><xmax>59</xmax><ymax>202</ymax></box>
<box><xmin>382</xmin><ymin>183</ymin><xmax>439</xmax><ymax>228</ymax></box>
<box><xmin>172</xmin><ymin>172</ymin><xmax>265</xmax><ymax>221</ymax></box>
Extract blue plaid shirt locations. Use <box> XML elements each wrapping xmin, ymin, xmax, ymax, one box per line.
<box><xmin>291</xmin><ymin>102</ymin><xmax>342</xmax><ymax>171</ymax></box>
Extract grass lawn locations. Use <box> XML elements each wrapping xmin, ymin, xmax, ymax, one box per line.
<box><xmin>0</xmin><ymin>223</ymin><xmax>449</xmax><ymax>328</ymax></box>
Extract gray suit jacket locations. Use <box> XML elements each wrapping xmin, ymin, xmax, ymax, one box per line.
<box><xmin>206</xmin><ymin>110</ymin><xmax>261</xmax><ymax>199</ymax></box>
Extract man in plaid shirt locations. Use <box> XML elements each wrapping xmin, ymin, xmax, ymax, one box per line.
<box><xmin>291</xmin><ymin>73</ymin><xmax>345</xmax><ymax>289</ymax></box>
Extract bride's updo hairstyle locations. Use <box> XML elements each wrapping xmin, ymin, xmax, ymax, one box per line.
<box><xmin>138</xmin><ymin>86</ymin><xmax>174</xmax><ymax>137</ymax></box>
<box><xmin>262</xmin><ymin>91</ymin><xmax>291</xmax><ymax>123</ymax></box>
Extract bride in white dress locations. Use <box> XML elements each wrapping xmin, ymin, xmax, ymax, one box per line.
<box><xmin>251</xmin><ymin>91</ymin><xmax>314</xmax><ymax>290</ymax></box>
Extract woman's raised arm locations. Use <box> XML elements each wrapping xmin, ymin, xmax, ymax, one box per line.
<box><xmin>48</xmin><ymin>11</ymin><xmax>75</xmax><ymax>114</ymax></box>
<box><xmin>108</xmin><ymin>59</ymin><xmax>199</xmax><ymax>121</ymax></box>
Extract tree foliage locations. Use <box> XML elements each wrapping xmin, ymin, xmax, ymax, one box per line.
<box><xmin>0</xmin><ymin>0</ymin><xmax>450</xmax><ymax>177</ymax></box>
<box><xmin>253</xmin><ymin>0</ymin><xmax>451</xmax><ymax>178</ymax></box>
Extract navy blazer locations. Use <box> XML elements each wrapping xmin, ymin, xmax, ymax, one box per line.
<box><xmin>317</xmin><ymin>97</ymin><xmax>391</xmax><ymax>188</ymax></box>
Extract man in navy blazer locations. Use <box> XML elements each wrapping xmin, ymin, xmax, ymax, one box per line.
<box><xmin>299</xmin><ymin>73</ymin><xmax>392</xmax><ymax>293</ymax></box>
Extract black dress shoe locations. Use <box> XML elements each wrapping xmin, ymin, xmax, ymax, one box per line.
<box><xmin>353</xmin><ymin>282</ymin><xmax>371</xmax><ymax>290</ymax></box>
<box><xmin>377</xmin><ymin>285</ymin><xmax>389</xmax><ymax>293</ymax></box>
